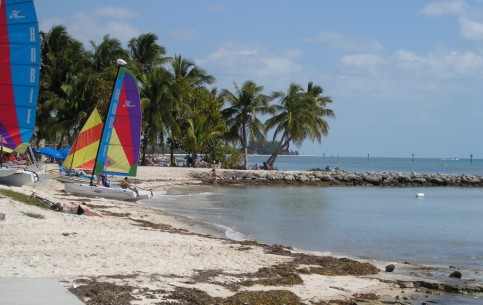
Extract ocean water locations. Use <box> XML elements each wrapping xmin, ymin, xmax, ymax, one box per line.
<box><xmin>247</xmin><ymin>155</ymin><xmax>483</xmax><ymax>175</ymax></box>
<box><xmin>141</xmin><ymin>156</ymin><xmax>483</xmax><ymax>303</ymax></box>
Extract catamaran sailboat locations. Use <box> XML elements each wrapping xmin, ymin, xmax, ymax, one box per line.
<box><xmin>63</xmin><ymin>60</ymin><xmax>152</xmax><ymax>201</ymax></box>
<box><xmin>0</xmin><ymin>0</ymin><xmax>43</xmax><ymax>187</ymax></box>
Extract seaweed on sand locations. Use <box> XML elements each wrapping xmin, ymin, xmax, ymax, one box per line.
<box><xmin>162</xmin><ymin>287</ymin><xmax>302</xmax><ymax>305</ymax></box>
<box><xmin>70</xmin><ymin>281</ymin><xmax>135</xmax><ymax>305</ymax></box>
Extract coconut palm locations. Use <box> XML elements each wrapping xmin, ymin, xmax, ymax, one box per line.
<box><xmin>221</xmin><ymin>81</ymin><xmax>273</xmax><ymax>170</ymax></box>
<box><xmin>90</xmin><ymin>35</ymin><xmax>128</xmax><ymax>72</ymax></box>
<box><xmin>265</xmin><ymin>82</ymin><xmax>334</xmax><ymax>167</ymax></box>
<box><xmin>139</xmin><ymin>67</ymin><xmax>179</xmax><ymax>165</ymax></box>
<box><xmin>166</xmin><ymin>55</ymin><xmax>215</xmax><ymax>166</ymax></box>
<box><xmin>128</xmin><ymin>33</ymin><xmax>167</xmax><ymax>72</ymax></box>
<box><xmin>183</xmin><ymin>116</ymin><xmax>224</xmax><ymax>167</ymax></box>
<box><xmin>38</xmin><ymin>25</ymin><xmax>91</xmax><ymax>147</ymax></box>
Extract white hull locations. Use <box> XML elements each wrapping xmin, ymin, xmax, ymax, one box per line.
<box><xmin>0</xmin><ymin>168</ymin><xmax>38</xmax><ymax>187</ymax></box>
<box><xmin>64</xmin><ymin>183</ymin><xmax>152</xmax><ymax>201</ymax></box>
<box><xmin>136</xmin><ymin>189</ymin><xmax>154</xmax><ymax>200</ymax></box>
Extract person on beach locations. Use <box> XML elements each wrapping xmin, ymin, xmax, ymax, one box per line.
<box><xmin>51</xmin><ymin>202</ymin><xmax>102</xmax><ymax>217</ymax></box>
<box><xmin>210</xmin><ymin>168</ymin><xmax>218</xmax><ymax>188</ymax></box>
<box><xmin>121</xmin><ymin>177</ymin><xmax>133</xmax><ymax>189</ymax></box>
<box><xmin>97</xmin><ymin>174</ymin><xmax>110</xmax><ymax>187</ymax></box>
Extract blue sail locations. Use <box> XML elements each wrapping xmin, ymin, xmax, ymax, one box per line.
<box><xmin>0</xmin><ymin>0</ymin><xmax>40</xmax><ymax>153</ymax></box>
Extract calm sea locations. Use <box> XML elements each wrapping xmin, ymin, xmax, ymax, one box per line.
<box><xmin>142</xmin><ymin>156</ymin><xmax>483</xmax><ymax>304</ymax></box>
<box><xmin>247</xmin><ymin>155</ymin><xmax>483</xmax><ymax>175</ymax></box>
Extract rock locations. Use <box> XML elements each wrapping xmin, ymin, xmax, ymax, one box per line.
<box><xmin>449</xmin><ymin>270</ymin><xmax>462</xmax><ymax>278</ymax></box>
<box><xmin>386</xmin><ymin>264</ymin><xmax>395</xmax><ymax>272</ymax></box>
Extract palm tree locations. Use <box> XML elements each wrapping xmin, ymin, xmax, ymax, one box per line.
<box><xmin>183</xmin><ymin>116</ymin><xmax>223</xmax><ymax>167</ymax></box>
<box><xmin>265</xmin><ymin>82</ymin><xmax>334</xmax><ymax>167</ymax></box>
<box><xmin>167</xmin><ymin>55</ymin><xmax>215</xmax><ymax>166</ymax></box>
<box><xmin>90</xmin><ymin>35</ymin><xmax>128</xmax><ymax>72</ymax></box>
<box><xmin>139</xmin><ymin>67</ymin><xmax>179</xmax><ymax>165</ymax></box>
<box><xmin>38</xmin><ymin>25</ymin><xmax>91</xmax><ymax>147</ymax></box>
<box><xmin>221</xmin><ymin>81</ymin><xmax>273</xmax><ymax>170</ymax></box>
<box><xmin>128</xmin><ymin>33</ymin><xmax>167</xmax><ymax>72</ymax></box>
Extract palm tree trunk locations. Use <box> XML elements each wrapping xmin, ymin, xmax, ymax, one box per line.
<box><xmin>192</xmin><ymin>152</ymin><xmax>198</xmax><ymax>168</ymax></box>
<box><xmin>242</xmin><ymin>123</ymin><xmax>248</xmax><ymax>170</ymax></box>
<box><xmin>141</xmin><ymin>134</ymin><xmax>148</xmax><ymax>166</ymax></box>
<box><xmin>169</xmin><ymin>129</ymin><xmax>178</xmax><ymax>166</ymax></box>
<box><xmin>56</xmin><ymin>131</ymin><xmax>66</xmax><ymax>150</ymax></box>
<box><xmin>266</xmin><ymin>132</ymin><xmax>291</xmax><ymax>166</ymax></box>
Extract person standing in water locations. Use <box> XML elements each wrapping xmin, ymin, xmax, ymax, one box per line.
<box><xmin>210</xmin><ymin>168</ymin><xmax>218</xmax><ymax>188</ymax></box>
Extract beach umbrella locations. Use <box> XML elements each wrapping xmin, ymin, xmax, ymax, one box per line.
<box><xmin>34</xmin><ymin>147</ymin><xmax>63</xmax><ymax>159</ymax></box>
<box><xmin>58</xmin><ymin>147</ymin><xmax>71</xmax><ymax>159</ymax></box>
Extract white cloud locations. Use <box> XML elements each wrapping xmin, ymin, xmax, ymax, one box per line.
<box><xmin>303</xmin><ymin>30</ymin><xmax>383</xmax><ymax>53</ymax></box>
<box><xmin>340</xmin><ymin>54</ymin><xmax>384</xmax><ymax>71</ymax></box>
<box><xmin>197</xmin><ymin>42</ymin><xmax>302</xmax><ymax>91</ymax></box>
<box><xmin>39</xmin><ymin>7</ymin><xmax>141</xmax><ymax>47</ymax></box>
<box><xmin>426</xmin><ymin>49</ymin><xmax>483</xmax><ymax>78</ymax></box>
<box><xmin>68</xmin><ymin>12</ymin><xmax>139</xmax><ymax>47</ymax></box>
<box><xmin>339</xmin><ymin>48</ymin><xmax>483</xmax><ymax>80</ymax></box>
<box><xmin>459</xmin><ymin>16</ymin><xmax>483</xmax><ymax>41</ymax></box>
<box><xmin>393</xmin><ymin>50</ymin><xmax>425</xmax><ymax>70</ymax></box>
<box><xmin>258</xmin><ymin>57</ymin><xmax>301</xmax><ymax>77</ymax></box>
<box><xmin>421</xmin><ymin>0</ymin><xmax>468</xmax><ymax>16</ymax></box>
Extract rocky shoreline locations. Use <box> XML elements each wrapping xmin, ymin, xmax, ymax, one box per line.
<box><xmin>193</xmin><ymin>168</ymin><xmax>483</xmax><ymax>187</ymax></box>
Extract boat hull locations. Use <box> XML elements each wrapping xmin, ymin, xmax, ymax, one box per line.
<box><xmin>137</xmin><ymin>189</ymin><xmax>153</xmax><ymax>200</ymax></box>
<box><xmin>0</xmin><ymin>168</ymin><xmax>38</xmax><ymax>187</ymax></box>
<box><xmin>64</xmin><ymin>183</ymin><xmax>138</xmax><ymax>201</ymax></box>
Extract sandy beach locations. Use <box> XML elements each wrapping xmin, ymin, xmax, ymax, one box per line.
<box><xmin>0</xmin><ymin>166</ymin><xmax>480</xmax><ymax>304</ymax></box>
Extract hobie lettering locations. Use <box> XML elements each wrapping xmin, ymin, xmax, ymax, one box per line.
<box><xmin>26</xmin><ymin>109</ymin><xmax>32</xmax><ymax>124</ymax></box>
<box><xmin>30</xmin><ymin>27</ymin><xmax>36</xmax><ymax>42</ymax></box>
<box><xmin>29</xmin><ymin>88</ymin><xmax>34</xmax><ymax>104</ymax></box>
<box><xmin>30</xmin><ymin>47</ymin><xmax>36</xmax><ymax>62</ymax></box>
<box><xmin>30</xmin><ymin>68</ymin><xmax>35</xmax><ymax>83</ymax></box>
<box><xmin>123</xmin><ymin>100</ymin><xmax>135</xmax><ymax>108</ymax></box>
<box><xmin>9</xmin><ymin>10</ymin><xmax>25</xmax><ymax>19</ymax></box>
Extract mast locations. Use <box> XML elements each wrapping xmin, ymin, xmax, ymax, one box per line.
<box><xmin>89</xmin><ymin>59</ymin><xmax>127</xmax><ymax>186</ymax></box>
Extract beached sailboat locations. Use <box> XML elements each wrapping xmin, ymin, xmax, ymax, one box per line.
<box><xmin>64</xmin><ymin>60</ymin><xmax>152</xmax><ymax>201</ymax></box>
<box><xmin>0</xmin><ymin>0</ymin><xmax>43</xmax><ymax>186</ymax></box>
<box><xmin>55</xmin><ymin>108</ymin><xmax>103</xmax><ymax>183</ymax></box>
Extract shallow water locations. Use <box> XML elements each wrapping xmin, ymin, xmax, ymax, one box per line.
<box><xmin>142</xmin><ymin>156</ymin><xmax>483</xmax><ymax>303</ymax></box>
<box><xmin>145</xmin><ymin>185</ymin><xmax>483</xmax><ymax>275</ymax></box>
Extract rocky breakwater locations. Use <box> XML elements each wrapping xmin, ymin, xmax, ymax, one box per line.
<box><xmin>192</xmin><ymin>169</ymin><xmax>483</xmax><ymax>187</ymax></box>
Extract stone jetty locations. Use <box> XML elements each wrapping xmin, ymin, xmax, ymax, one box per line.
<box><xmin>193</xmin><ymin>168</ymin><xmax>483</xmax><ymax>187</ymax></box>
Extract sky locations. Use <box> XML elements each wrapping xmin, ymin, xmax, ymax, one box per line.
<box><xmin>34</xmin><ymin>0</ymin><xmax>483</xmax><ymax>158</ymax></box>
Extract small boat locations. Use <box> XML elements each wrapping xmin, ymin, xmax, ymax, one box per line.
<box><xmin>0</xmin><ymin>167</ymin><xmax>38</xmax><ymax>187</ymax></box>
<box><xmin>0</xmin><ymin>0</ymin><xmax>42</xmax><ymax>187</ymax></box>
<box><xmin>416</xmin><ymin>193</ymin><xmax>425</xmax><ymax>197</ymax></box>
<box><xmin>64</xmin><ymin>60</ymin><xmax>152</xmax><ymax>201</ymax></box>
<box><xmin>65</xmin><ymin>183</ymin><xmax>138</xmax><ymax>201</ymax></box>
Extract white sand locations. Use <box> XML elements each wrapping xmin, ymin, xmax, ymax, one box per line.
<box><xmin>0</xmin><ymin>166</ymin><xmax>443</xmax><ymax>304</ymax></box>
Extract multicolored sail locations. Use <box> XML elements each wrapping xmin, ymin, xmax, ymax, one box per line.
<box><xmin>63</xmin><ymin>108</ymin><xmax>104</xmax><ymax>171</ymax></box>
<box><xmin>0</xmin><ymin>0</ymin><xmax>40</xmax><ymax>153</ymax></box>
<box><xmin>95</xmin><ymin>67</ymin><xmax>141</xmax><ymax>177</ymax></box>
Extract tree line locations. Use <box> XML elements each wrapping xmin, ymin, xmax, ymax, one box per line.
<box><xmin>36</xmin><ymin>25</ymin><xmax>335</xmax><ymax>169</ymax></box>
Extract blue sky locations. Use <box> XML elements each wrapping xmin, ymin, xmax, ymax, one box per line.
<box><xmin>35</xmin><ymin>0</ymin><xmax>483</xmax><ymax>158</ymax></box>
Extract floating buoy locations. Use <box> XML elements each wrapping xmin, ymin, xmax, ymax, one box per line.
<box><xmin>416</xmin><ymin>193</ymin><xmax>425</xmax><ymax>197</ymax></box>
